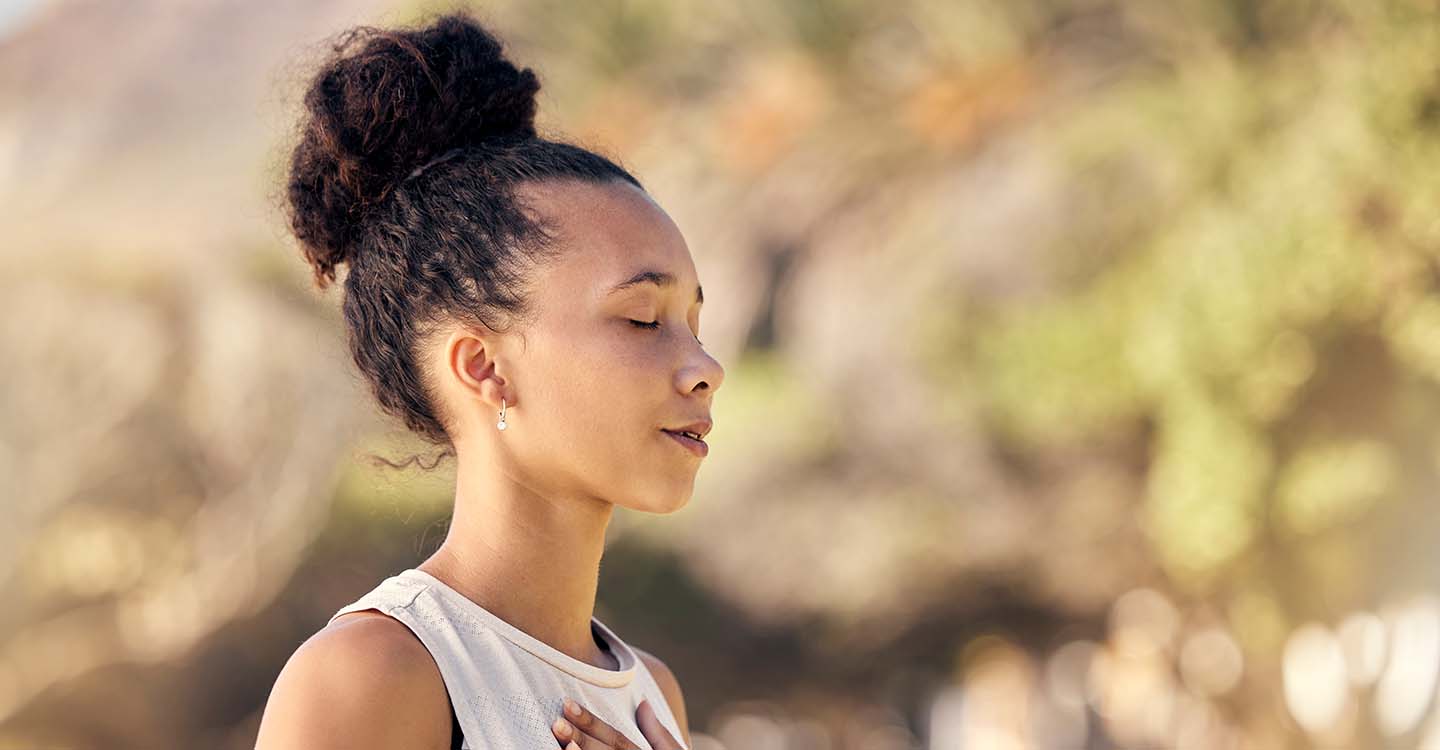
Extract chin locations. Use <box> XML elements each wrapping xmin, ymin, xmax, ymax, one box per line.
<box><xmin>627</xmin><ymin>485</ymin><xmax>694</xmax><ymax>514</ymax></box>
<box><xmin>655</xmin><ymin>495</ymin><xmax>692</xmax><ymax>514</ymax></box>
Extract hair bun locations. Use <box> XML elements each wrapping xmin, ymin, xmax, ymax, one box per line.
<box><xmin>286</xmin><ymin>12</ymin><xmax>540</xmax><ymax>285</ymax></box>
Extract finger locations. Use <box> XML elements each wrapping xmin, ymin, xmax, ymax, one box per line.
<box><xmin>552</xmin><ymin>716</ymin><xmax>613</xmax><ymax>749</ymax></box>
<box><xmin>555</xmin><ymin>697</ymin><xmax>640</xmax><ymax>750</ymax></box>
<box><xmin>552</xmin><ymin>716</ymin><xmax>600</xmax><ymax>749</ymax></box>
<box><xmin>636</xmin><ymin>699</ymin><xmax>683</xmax><ymax>750</ymax></box>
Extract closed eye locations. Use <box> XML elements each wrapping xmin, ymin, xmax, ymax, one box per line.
<box><xmin>629</xmin><ymin>319</ymin><xmax>704</xmax><ymax>346</ymax></box>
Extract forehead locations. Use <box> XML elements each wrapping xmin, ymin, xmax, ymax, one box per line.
<box><xmin>518</xmin><ymin>178</ymin><xmax>696</xmax><ymax>297</ymax></box>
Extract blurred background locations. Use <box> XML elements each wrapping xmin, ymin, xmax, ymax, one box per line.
<box><xmin>3</xmin><ymin>0</ymin><xmax>1440</xmax><ymax>747</ymax></box>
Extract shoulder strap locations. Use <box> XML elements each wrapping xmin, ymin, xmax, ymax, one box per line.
<box><xmin>331</xmin><ymin>576</ymin><xmax>466</xmax><ymax>749</ymax></box>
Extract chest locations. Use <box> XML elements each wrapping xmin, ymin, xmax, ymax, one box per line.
<box><xmin>451</xmin><ymin>677</ymin><xmax>678</xmax><ymax>750</ymax></box>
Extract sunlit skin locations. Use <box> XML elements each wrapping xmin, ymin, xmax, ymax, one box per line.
<box><xmin>410</xmin><ymin>176</ymin><xmax>722</xmax><ymax>706</ymax></box>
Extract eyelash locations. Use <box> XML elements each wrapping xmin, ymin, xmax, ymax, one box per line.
<box><xmin>629</xmin><ymin>319</ymin><xmax>703</xmax><ymax>346</ymax></box>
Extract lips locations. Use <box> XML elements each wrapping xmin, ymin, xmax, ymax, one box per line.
<box><xmin>663</xmin><ymin>419</ymin><xmax>712</xmax><ymax>440</ymax></box>
<box><xmin>661</xmin><ymin>428</ymin><xmax>709</xmax><ymax>457</ymax></box>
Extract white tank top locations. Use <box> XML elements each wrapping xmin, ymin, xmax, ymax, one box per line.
<box><xmin>326</xmin><ymin>568</ymin><xmax>689</xmax><ymax>750</ymax></box>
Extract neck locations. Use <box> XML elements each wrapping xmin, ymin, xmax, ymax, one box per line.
<box><xmin>419</xmin><ymin>442</ymin><xmax>617</xmax><ymax>670</ymax></box>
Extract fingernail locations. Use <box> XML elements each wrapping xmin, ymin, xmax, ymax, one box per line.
<box><xmin>553</xmin><ymin>718</ymin><xmax>571</xmax><ymax>738</ymax></box>
<box><xmin>564</xmin><ymin>697</ymin><xmax>580</xmax><ymax>718</ymax></box>
<box><xmin>567</xmin><ymin>743</ymin><xmax>580</xmax><ymax>750</ymax></box>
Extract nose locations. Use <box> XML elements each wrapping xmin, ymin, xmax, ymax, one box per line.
<box><xmin>682</xmin><ymin>345</ymin><xmax>724</xmax><ymax>395</ymax></box>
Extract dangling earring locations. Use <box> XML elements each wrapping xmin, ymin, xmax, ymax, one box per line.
<box><xmin>497</xmin><ymin>397</ymin><xmax>508</xmax><ymax>431</ymax></box>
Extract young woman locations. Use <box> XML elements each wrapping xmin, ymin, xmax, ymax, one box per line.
<box><xmin>254</xmin><ymin>11</ymin><xmax>722</xmax><ymax>750</ymax></box>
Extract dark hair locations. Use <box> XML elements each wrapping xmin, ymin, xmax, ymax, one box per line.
<box><xmin>283</xmin><ymin>11</ymin><xmax>644</xmax><ymax>456</ymax></box>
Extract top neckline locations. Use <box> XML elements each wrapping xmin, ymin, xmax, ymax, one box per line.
<box><xmin>400</xmin><ymin>568</ymin><xmax>639</xmax><ymax>688</ymax></box>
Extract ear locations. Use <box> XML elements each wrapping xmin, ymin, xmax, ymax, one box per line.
<box><xmin>445</xmin><ymin>327</ymin><xmax>507</xmax><ymax>411</ymax></box>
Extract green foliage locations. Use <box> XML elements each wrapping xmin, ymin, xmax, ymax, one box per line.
<box><xmin>969</xmin><ymin>3</ymin><xmax>1440</xmax><ymax>593</ymax></box>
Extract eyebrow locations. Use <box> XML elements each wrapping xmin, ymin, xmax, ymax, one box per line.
<box><xmin>607</xmin><ymin>269</ymin><xmax>703</xmax><ymax>304</ymax></box>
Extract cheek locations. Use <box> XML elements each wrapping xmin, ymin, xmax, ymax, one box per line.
<box><xmin>522</xmin><ymin>332</ymin><xmax>696</xmax><ymax>504</ymax></box>
<box><xmin>534</xmin><ymin>329</ymin><xmax>653</xmax><ymax>443</ymax></box>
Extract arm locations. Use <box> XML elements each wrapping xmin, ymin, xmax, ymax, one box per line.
<box><xmin>633</xmin><ymin>646</ymin><xmax>692</xmax><ymax>749</ymax></box>
<box><xmin>255</xmin><ymin>615</ymin><xmax>453</xmax><ymax>750</ymax></box>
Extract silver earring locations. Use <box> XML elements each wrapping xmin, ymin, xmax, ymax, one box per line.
<box><xmin>497</xmin><ymin>397</ymin><xmax>508</xmax><ymax>431</ymax></box>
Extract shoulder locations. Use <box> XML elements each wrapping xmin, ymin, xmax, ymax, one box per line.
<box><xmin>632</xmin><ymin>645</ymin><xmax>691</xmax><ymax>747</ymax></box>
<box><xmin>255</xmin><ymin>611</ymin><xmax>453</xmax><ymax>750</ymax></box>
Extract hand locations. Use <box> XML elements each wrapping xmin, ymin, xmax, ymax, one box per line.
<box><xmin>551</xmin><ymin>695</ymin><xmax>684</xmax><ymax>750</ymax></box>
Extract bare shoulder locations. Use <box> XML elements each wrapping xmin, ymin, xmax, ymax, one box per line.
<box><xmin>255</xmin><ymin>611</ymin><xmax>453</xmax><ymax>750</ymax></box>
<box><xmin>632</xmin><ymin>645</ymin><xmax>691</xmax><ymax>747</ymax></box>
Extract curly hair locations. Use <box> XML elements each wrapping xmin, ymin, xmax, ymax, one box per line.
<box><xmin>283</xmin><ymin>10</ymin><xmax>644</xmax><ymax>453</ymax></box>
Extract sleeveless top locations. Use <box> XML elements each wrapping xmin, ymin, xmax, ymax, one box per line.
<box><xmin>326</xmin><ymin>568</ymin><xmax>689</xmax><ymax>750</ymax></box>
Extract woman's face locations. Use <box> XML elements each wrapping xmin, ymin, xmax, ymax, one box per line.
<box><xmin>445</xmin><ymin>177</ymin><xmax>724</xmax><ymax>513</ymax></box>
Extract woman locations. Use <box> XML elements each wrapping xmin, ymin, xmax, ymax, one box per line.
<box><xmin>255</xmin><ymin>10</ymin><xmax>722</xmax><ymax>750</ymax></box>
